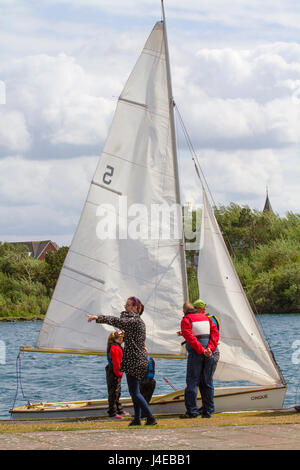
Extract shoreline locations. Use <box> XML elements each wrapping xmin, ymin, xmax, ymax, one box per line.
<box><xmin>0</xmin><ymin>316</ymin><xmax>44</xmax><ymax>322</ymax></box>
<box><xmin>1</xmin><ymin>313</ymin><xmax>299</xmax><ymax>322</ymax></box>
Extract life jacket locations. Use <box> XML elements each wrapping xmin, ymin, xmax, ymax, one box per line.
<box><xmin>107</xmin><ymin>342</ymin><xmax>123</xmax><ymax>367</ymax></box>
<box><xmin>145</xmin><ymin>356</ymin><xmax>155</xmax><ymax>379</ymax></box>
<box><xmin>207</xmin><ymin>314</ymin><xmax>221</xmax><ymax>332</ymax></box>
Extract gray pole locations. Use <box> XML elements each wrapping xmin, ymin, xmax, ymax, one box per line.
<box><xmin>161</xmin><ymin>0</ymin><xmax>189</xmax><ymax>302</ymax></box>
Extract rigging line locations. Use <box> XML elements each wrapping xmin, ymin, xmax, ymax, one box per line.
<box><xmin>175</xmin><ymin>103</ymin><xmax>240</xmax><ymax>262</ymax></box>
<box><xmin>174</xmin><ymin>104</ymin><xmax>215</xmax><ymax>205</ymax></box>
<box><xmin>294</xmin><ymin>364</ymin><xmax>300</xmax><ymax>406</ymax></box>
<box><xmin>12</xmin><ymin>350</ymin><xmax>30</xmax><ymax>410</ymax></box>
<box><xmin>11</xmin><ymin>354</ymin><xmax>20</xmax><ymax>410</ymax></box>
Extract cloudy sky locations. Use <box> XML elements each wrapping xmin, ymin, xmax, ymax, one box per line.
<box><xmin>1</xmin><ymin>0</ymin><xmax>300</xmax><ymax>246</ymax></box>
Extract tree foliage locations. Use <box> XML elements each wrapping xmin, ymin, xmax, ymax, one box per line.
<box><xmin>215</xmin><ymin>206</ymin><xmax>300</xmax><ymax>313</ymax></box>
<box><xmin>0</xmin><ymin>243</ymin><xmax>68</xmax><ymax>318</ymax></box>
<box><xmin>0</xmin><ymin>205</ymin><xmax>299</xmax><ymax>319</ymax></box>
<box><xmin>44</xmin><ymin>246</ymin><xmax>69</xmax><ymax>293</ymax></box>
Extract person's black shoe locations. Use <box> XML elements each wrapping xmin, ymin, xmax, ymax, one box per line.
<box><xmin>145</xmin><ymin>416</ymin><xmax>157</xmax><ymax>426</ymax></box>
<box><xmin>202</xmin><ymin>413</ymin><xmax>212</xmax><ymax>418</ymax></box>
<box><xmin>128</xmin><ymin>418</ymin><xmax>141</xmax><ymax>426</ymax></box>
<box><xmin>180</xmin><ymin>413</ymin><xmax>198</xmax><ymax>419</ymax></box>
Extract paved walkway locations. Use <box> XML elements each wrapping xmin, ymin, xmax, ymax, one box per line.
<box><xmin>1</xmin><ymin>424</ymin><xmax>300</xmax><ymax>450</ymax></box>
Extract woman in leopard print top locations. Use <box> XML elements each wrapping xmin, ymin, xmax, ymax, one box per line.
<box><xmin>86</xmin><ymin>297</ymin><xmax>157</xmax><ymax>426</ymax></box>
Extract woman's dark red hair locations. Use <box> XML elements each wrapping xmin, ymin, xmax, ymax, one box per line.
<box><xmin>128</xmin><ymin>297</ymin><xmax>144</xmax><ymax>315</ymax></box>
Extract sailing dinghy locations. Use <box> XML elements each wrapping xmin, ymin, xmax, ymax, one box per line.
<box><xmin>10</xmin><ymin>2</ymin><xmax>286</xmax><ymax>420</ymax></box>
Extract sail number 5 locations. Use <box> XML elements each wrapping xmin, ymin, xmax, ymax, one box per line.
<box><xmin>103</xmin><ymin>165</ymin><xmax>114</xmax><ymax>185</ymax></box>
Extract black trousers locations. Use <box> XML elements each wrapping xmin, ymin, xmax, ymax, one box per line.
<box><xmin>140</xmin><ymin>378</ymin><xmax>156</xmax><ymax>418</ymax></box>
<box><xmin>105</xmin><ymin>365</ymin><xmax>123</xmax><ymax>417</ymax></box>
<box><xmin>140</xmin><ymin>377</ymin><xmax>156</xmax><ymax>403</ymax></box>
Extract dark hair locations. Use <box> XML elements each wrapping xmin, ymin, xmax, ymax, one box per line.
<box><xmin>128</xmin><ymin>296</ymin><xmax>144</xmax><ymax>315</ymax></box>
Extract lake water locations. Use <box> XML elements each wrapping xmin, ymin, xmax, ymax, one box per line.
<box><xmin>0</xmin><ymin>314</ymin><xmax>300</xmax><ymax>419</ymax></box>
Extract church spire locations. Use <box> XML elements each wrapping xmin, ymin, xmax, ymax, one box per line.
<box><xmin>263</xmin><ymin>186</ymin><xmax>273</xmax><ymax>213</ymax></box>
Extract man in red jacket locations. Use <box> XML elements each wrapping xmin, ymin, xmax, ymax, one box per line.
<box><xmin>180</xmin><ymin>301</ymin><xmax>219</xmax><ymax>418</ymax></box>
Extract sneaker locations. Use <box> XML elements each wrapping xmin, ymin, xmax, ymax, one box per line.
<box><xmin>145</xmin><ymin>416</ymin><xmax>157</xmax><ymax>426</ymax></box>
<box><xmin>201</xmin><ymin>413</ymin><xmax>212</xmax><ymax>419</ymax></box>
<box><xmin>180</xmin><ymin>413</ymin><xmax>198</xmax><ymax>419</ymax></box>
<box><xmin>128</xmin><ymin>418</ymin><xmax>142</xmax><ymax>426</ymax></box>
<box><xmin>119</xmin><ymin>411</ymin><xmax>130</xmax><ymax>416</ymax></box>
<box><xmin>109</xmin><ymin>414</ymin><xmax>122</xmax><ymax>420</ymax></box>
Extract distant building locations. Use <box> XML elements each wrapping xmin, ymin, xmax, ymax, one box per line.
<box><xmin>263</xmin><ymin>188</ymin><xmax>273</xmax><ymax>213</ymax></box>
<box><xmin>9</xmin><ymin>240</ymin><xmax>59</xmax><ymax>260</ymax></box>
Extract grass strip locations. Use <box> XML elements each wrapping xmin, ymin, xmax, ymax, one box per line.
<box><xmin>1</xmin><ymin>410</ymin><xmax>300</xmax><ymax>434</ymax></box>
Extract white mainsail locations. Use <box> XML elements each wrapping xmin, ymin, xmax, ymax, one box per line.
<box><xmin>36</xmin><ymin>21</ymin><xmax>188</xmax><ymax>357</ymax></box>
<box><xmin>197</xmin><ymin>188</ymin><xmax>283</xmax><ymax>386</ymax></box>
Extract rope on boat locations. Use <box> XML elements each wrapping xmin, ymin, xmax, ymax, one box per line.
<box><xmin>162</xmin><ymin>376</ymin><xmax>177</xmax><ymax>391</ymax></box>
<box><xmin>154</xmin><ymin>363</ymin><xmax>179</xmax><ymax>391</ymax></box>
<box><xmin>11</xmin><ymin>349</ymin><xmax>31</xmax><ymax>410</ymax></box>
<box><xmin>293</xmin><ymin>362</ymin><xmax>300</xmax><ymax>410</ymax></box>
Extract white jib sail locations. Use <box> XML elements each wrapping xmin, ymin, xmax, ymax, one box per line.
<box><xmin>197</xmin><ymin>188</ymin><xmax>282</xmax><ymax>386</ymax></box>
<box><xmin>36</xmin><ymin>21</ymin><xmax>187</xmax><ymax>357</ymax></box>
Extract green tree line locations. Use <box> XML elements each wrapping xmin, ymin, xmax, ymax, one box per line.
<box><xmin>0</xmin><ymin>204</ymin><xmax>299</xmax><ymax>319</ymax></box>
<box><xmin>187</xmin><ymin>205</ymin><xmax>300</xmax><ymax>313</ymax></box>
<box><xmin>0</xmin><ymin>243</ymin><xmax>68</xmax><ymax>319</ymax></box>
<box><xmin>218</xmin><ymin>205</ymin><xmax>300</xmax><ymax>313</ymax></box>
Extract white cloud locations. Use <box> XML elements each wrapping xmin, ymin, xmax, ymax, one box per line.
<box><xmin>173</xmin><ymin>43</ymin><xmax>300</xmax><ymax>150</ymax></box>
<box><xmin>193</xmin><ymin>43</ymin><xmax>300</xmax><ymax>102</ymax></box>
<box><xmin>179</xmin><ymin>146</ymin><xmax>299</xmax><ymax>216</ymax></box>
<box><xmin>0</xmin><ymin>155</ymin><xmax>97</xmax><ymax>242</ymax></box>
<box><xmin>3</xmin><ymin>40</ymin><xmax>299</xmax><ymax>159</ymax></box>
<box><xmin>0</xmin><ymin>1</ymin><xmax>299</xmax><ymax>245</ymax></box>
<box><xmin>4</xmin><ymin>54</ymin><xmax>117</xmax><ymax>151</ymax></box>
<box><xmin>0</xmin><ymin>110</ymin><xmax>31</xmax><ymax>152</ymax></box>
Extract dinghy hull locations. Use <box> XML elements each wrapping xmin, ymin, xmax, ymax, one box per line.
<box><xmin>10</xmin><ymin>384</ymin><xmax>287</xmax><ymax>420</ymax></box>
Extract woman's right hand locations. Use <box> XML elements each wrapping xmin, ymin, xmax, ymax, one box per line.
<box><xmin>86</xmin><ymin>314</ymin><xmax>98</xmax><ymax>322</ymax></box>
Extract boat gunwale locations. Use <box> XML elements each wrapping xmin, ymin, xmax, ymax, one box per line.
<box><xmin>10</xmin><ymin>384</ymin><xmax>287</xmax><ymax>414</ymax></box>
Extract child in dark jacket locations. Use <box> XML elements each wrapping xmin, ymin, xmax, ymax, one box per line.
<box><xmin>140</xmin><ymin>354</ymin><xmax>156</xmax><ymax>418</ymax></box>
<box><xmin>140</xmin><ymin>355</ymin><xmax>156</xmax><ymax>403</ymax></box>
<box><xmin>106</xmin><ymin>331</ymin><xmax>129</xmax><ymax>419</ymax></box>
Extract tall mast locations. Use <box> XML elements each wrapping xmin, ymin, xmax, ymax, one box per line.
<box><xmin>161</xmin><ymin>0</ymin><xmax>188</xmax><ymax>302</ymax></box>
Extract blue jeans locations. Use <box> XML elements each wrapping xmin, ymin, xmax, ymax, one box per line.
<box><xmin>126</xmin><ymin>374</ymin><xmax>153</xmax><ymax>420</ymax></box>
<box><xmin>184</xmin><ymin>346</ymin><xmax>215</xmax><ymax>416</ymax></box>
